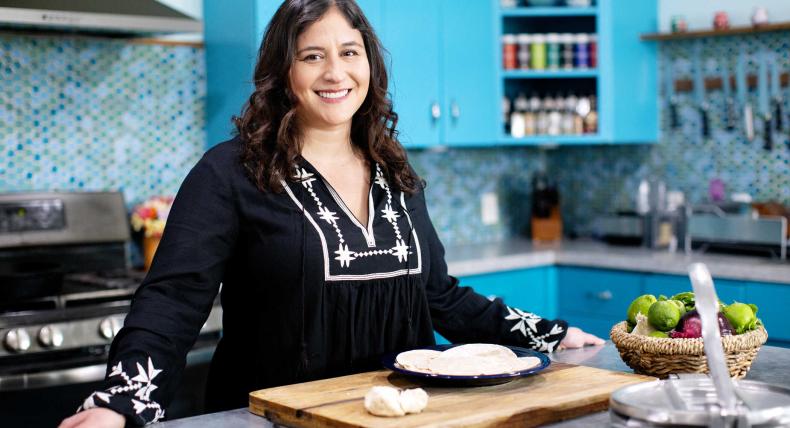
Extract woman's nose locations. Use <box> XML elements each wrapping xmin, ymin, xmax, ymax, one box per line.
<box><xmin>322</xmin><ymin>55</ymin><xmax>344</xmax><ymax>82</ymax></box>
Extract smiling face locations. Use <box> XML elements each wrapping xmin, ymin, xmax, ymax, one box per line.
<box><xmin>289</xmin><ymin>6</ymin><xmax>370</xmax><ymax>131</ymax></box>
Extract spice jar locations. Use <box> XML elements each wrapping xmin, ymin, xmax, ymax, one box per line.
<box><xmin>574</xmin><ymin>33</ymin><xmax>589</xmax><ymax>68</ymax></box>
<box><xmin>546</xmin><ymin>33</ymin><xmax>560</xmax><ymax>70</ymax></box>
<box><xmin>502</xmin><ymin>34</ymin><xmax>517</xmax><ymax>69</ymax></box>
<box><xmin>530</xmin><ymin>34</ymin><xmax>547</xmax><ymax>70</ymax></box>
<box><xmin>517</xmin><ymin>34</ymin><xmax>531</xmax><ymax>69</ymax></box>
<box><xmin>588</xmin><ymin>34</ymin><xmax>597</xmax><ymax>68</ymax></box>
<box><xmin>560</xmin><ymin>34</ymin><xmax>574</xmax><ymax>69</ymax></box>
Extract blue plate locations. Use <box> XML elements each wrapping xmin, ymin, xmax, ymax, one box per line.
<box><xmin>381</xmin><ymin>344</ymin><xmax>551</xmax><ymax>386</ymax></box>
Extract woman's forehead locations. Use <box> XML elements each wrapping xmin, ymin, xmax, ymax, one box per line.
<box><xmin>296</xmin><ymin>8</ymin><xmax>362</xmax><ymax>46</ymax></box>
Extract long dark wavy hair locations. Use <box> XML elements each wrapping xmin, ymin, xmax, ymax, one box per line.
<box><xmin>234</xmin><ymin>0</ymin><xmax>421</xmax><ymax>194</ymax></box>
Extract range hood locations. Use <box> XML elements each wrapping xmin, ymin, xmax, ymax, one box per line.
<box><xmin>0</xmin><ymin>0</ymin><xmax>202</xmax><ymax>36</ymax></box>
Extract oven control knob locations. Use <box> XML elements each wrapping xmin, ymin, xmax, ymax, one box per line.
<box><xmin>4</xmin><ymin>328</ymin><xmax>31</xmax><ymax>353</ymax></box>
<box><xmin>38</xmin><ymin>325</ymin><xmax>64</xmax><ymax>348</ymax></box>
<box><xmin>98</xmin><ymin>317</ymin><xmax>122</xmax><ymax>340</ymax></box>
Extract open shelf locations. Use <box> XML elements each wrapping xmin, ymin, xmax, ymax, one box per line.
<box><xmin>503</xmin><ymin>69</ymin><xmax>598</xmax><ymax>79</ymax></box>
<box><xmin>641</xmin><ymin>21</ymin><xmax>790</xmax><ymax>41</ymax></box>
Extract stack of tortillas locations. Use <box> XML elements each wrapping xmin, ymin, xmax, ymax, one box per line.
<box><xmin>395</xmin><ymin>343</ymin><xmax>541</xmax><ymax>376</ymax></box>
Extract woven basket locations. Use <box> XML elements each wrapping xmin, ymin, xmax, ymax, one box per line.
<box><xmin>610</xmin><ymin>321</ymin><xmax>768</xmax><ymax>379</ymax></box>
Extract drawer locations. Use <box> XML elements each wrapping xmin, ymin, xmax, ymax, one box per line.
<box><xmin>644</xmin><ymin>274</ymin><xmax>745</xmax><ymax>304</ymax></box>
<box><xmin>558</xmin><ymin>267</ymin><xmax>643</xmax><ymax>318</ymax></box>
<box><xmin>745</xmin><ymin>282</ymin><xmax>790</xmax><ymax>342</ymax></box>
<box><xmin>461</xmin><ymin>267</ymin><xmax>553</xmax><ymax>318</ymax></box>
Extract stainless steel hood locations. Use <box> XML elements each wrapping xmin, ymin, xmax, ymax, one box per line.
<box><xmin>0</xmin><ymin>0</ymin><xmax>202</xmax><ymax>36</ymax></box>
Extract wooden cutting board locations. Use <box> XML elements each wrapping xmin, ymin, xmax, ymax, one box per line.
<box><xmin>249</xmin><ymin>363</ymin><xmax>654</xmax><ymax>427</ymax></box>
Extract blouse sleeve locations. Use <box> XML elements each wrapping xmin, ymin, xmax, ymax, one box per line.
<box><xmin>411</xmin><ymin>186</ymin><xmax>568</xmax><ymax>353</ymax></box>
<box><xmin>77</xmin><ymin>147</ymin><xmax>240</xmax><ymax>425</ymax></box>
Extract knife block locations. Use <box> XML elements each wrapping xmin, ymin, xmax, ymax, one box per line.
<box><xmin>531</xmin><ymin>207</ymin><xmax>562</xmax><ymax>242</ymax></box>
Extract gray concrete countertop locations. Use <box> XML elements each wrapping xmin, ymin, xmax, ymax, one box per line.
<box><xmin>156</xmin><ymin>343</ymin><xmax>790</xmax><ymax>427</ymax></box>
<box><xmin>445</xmin><ymin>239</ymin><xmax>790</xmax><ymax>284</ymax></box>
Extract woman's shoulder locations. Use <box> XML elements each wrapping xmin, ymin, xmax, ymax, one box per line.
<box><xmin>201</xmin><ymin>135</ymin><xmax>244</xmax><ymax>167</ymax></box>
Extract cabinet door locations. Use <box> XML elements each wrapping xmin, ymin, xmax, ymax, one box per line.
<box><xmin>643</xmin><ymin>274</ymin><xmax>745</xmax><ymax>304</ymax></box>
<box><xmin>379</xmin><ymin>0</ymin><xmax>441</xmax><ymax>148</ymax></box>
<box><xmin>598</xmin><ymin>0</ymin><xmax>658</xmax><ymax>143</ymax></box>
<box><xmin>441</xmin><ymin>0</ymin><xmax>498</xmax><ymax>146</ymax></box>
<box><xmin>745</xmin><ymin>282</ymin><xmax>790</xmax><ymax>343</ymax></box>
<box><xmin>558</xmin><ymin>267</ymin><xmax>643</xmax><ymax>319</ymax></box>
<box><xmin>461</xmin><ymin>267</ymin><xmax>553</xmax><ymax>317</ymax></box>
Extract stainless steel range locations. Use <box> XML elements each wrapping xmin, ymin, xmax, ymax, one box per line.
<box><xmin>0</xmin><ymin>191</ymin><xmax>222</xmax><ymax>427</ymax></box>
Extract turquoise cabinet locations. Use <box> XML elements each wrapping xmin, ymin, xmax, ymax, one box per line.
<box><xmin>204</xmin><ymin>0</ymin><xmax>382</xmax><ymax>148</ymax></box>
<box><xmin>557</xmin><ymin>266</ymin><xmax>643</xmax><ymax>338</ymax></box>
<box><xmin>435</xmin><ymin>267</ymin><xmax>555</xmax><ymax>344</ymax></box>
<box><xmin>746</xmin><ymin>282</ymin><xmax>790</xmax><ymax>344</ymax></box>
<box><xmin>643</xmin><ymin>274</ymin><xmax>745</xmax><ymax>304</ymax></box>
<box><xmin>380</xmin><ymin>0</ymin><xmax>498</xmax><ymax>148</ymax></box>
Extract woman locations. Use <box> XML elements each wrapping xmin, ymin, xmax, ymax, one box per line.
<box><xmin>60</xmin><ymin>1</ymin><xmax>602</xmax><ymax>426</ymax></box>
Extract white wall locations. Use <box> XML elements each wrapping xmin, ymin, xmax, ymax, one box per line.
<box><xmin>659</xmin><ymin>0</ymin><xmax>790</xmax><ymax>32</ymax></box>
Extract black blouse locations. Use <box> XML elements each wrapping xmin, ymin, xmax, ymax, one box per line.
<box><xmin>78</xmin><ymin>137</ymin><xmax>568</xmax><ymax>425</ymax></box>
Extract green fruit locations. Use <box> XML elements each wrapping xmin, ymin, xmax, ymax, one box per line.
<box><xmin>648</xmin><ymin>300</ymin><xmax>682</xmax><ymax>332</ymax></box>
<box><xmin>649</xmin><ymin>331</ymin><xmax>669</xmax><ymax>338</ymax></box>
<box><xmin>723</xmin><ymin>302</ymin><xmax>757</xmax><ymax>334</ymax></box>
<box><xmin>670</xmin><ymin>291</ymin><xmax>695</xmax><ymax>311</ymax></box>
<box><xmin>658</xmin><ymin>295</ymin><xmax>668</xmax><ymax>301</ymax></box>
<box><xmin>669</xmin><ymin>299</ymin><xmax>686</xmax><ymax>315</ymax></box>
<box><xmin>627</xmin><ymin>294</ymin><xmax>657</xmax><ymax>325</ymax></box>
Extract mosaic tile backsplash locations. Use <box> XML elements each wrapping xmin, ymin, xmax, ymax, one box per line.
<box><xmin>0</xmin><ymin>34</ymin><xmax>205</xmax><ymax>206</ymax></box>
<box><xmin>2</xmin><ymin>32</ymin><xmax>788</xmax><ymax>247</ymax></box>
<box><xmin>552</xmin><ymin>31</ymin><xmax>790</xmax><ymax>235</ymax></box>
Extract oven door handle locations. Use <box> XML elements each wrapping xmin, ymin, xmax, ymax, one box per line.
<box><xmin>0</xmin><ymin>345</ymin><xmax>215</xmax><ymax>391</ymax></box>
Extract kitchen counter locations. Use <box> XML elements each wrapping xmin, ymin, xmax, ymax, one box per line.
<box><xmin>156</xmin><ymin>343</ymin><xmax>790</xmax><ymax>427</ymax></box>
<box><xmin>445</xmin><ymin>239</ymin><xmax>790</xmax><ymax>285</ymax></box>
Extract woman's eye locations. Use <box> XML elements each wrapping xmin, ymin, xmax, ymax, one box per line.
<box><xmin>301</xmin><ymin>53</ymin><xmax>323</xmax><ymax>62</ymax></box>
<box><xmin>342</xmin><ymin>50</ymin><xmax>359</xmax><ymax>57</ymax></box>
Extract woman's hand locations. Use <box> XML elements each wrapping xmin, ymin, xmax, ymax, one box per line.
<box><xmin>58</xmin><ymin>408</ymin><xmax>125</xmax><ymax>428</ymax></box>
<box><xmin>558</xmin><ymin>326</ymin><xmax>605</xmax><ymax>350</ymax></box>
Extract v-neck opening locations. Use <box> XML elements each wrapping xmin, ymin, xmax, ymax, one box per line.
<box><xmin>300</xmin><ymin>157</ymin><xmax>377</xmax><ymax>248</ymax></box>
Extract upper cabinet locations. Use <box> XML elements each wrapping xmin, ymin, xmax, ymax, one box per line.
<box><xmin>499</xmin><ymin>0</ymin><xmax>658</xmax><ymax>145</ymax></box>
<box><xmin>379</xmin><ymin>0</ymin><xmax>499</xmax><ymax>148</ymax></box>
<box><xmin>204</xmin><ymin>0</ymin><xmax>657</xmax><ymax>149</ymax></box>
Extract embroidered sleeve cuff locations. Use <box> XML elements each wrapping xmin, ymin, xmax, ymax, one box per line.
<box><xmin>503</xmin><ymin>305</ymin><xmax>568</xmax><ymax>353</ymax></box>
<box><xmin>78</xmin><ymin>357</ymin><xmax>166</xmax><ymax>425</ymax></box>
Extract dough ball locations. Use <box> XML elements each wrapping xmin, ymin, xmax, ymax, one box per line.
<box><xmin>399</xmin><ymin>388</ymin><xmax>429</xmax><ymax>414</ymax></box>
<box><xmin>364</xmin><ymin>386</ymin><xmax>404</xmax><ymax>417</ymax></box>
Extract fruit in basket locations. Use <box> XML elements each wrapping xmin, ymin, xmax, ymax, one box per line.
<box><xmin>627</xmin><ymin>294</ymin><xmax>657</xmax><ymax>326</ymax></box>
<box><xmin>670</xmin><ymin>291</ymin><xmax>695</xmax><ymax>312</ymax></box>
<box><xmin>648</xmin><ymin>300</ymin><xmax>682</xmax><ymax>332</ymax></box>
<box><xmin>669</xmin><ymin>309</ymin><xmax>734</xmax><ymax>338</ymax></box>
<box><xmin>722</xmin><ymin>302</ymin><xmax>759</xmax><ymax>334</ymax></box>
<box><xmin>631</xmin><ymin>313</ymin><xmax>657</xmax><ymax>336</ymax></box>
<box><xmin>648</xmin><ymin>331</ymin><xmax>669</xmax><ymax>338</ymax></box>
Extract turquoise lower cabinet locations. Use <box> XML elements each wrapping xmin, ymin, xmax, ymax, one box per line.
<box><xmin>557</xmin><ymin>267</ymin><xmax>643</xmax><ymax>339</ymax></box>
<box><xmin>434</xmin><ymin>267</ymin><xmax>555</xmax><ymax>344</ymax></box>
<box><xmin>643</xmin><ymin>274</ymin><xmax>745</xmax><ymax>304</ymax></box>
<box><xmin>746</xmin><ymin>282</ymin><xmax>790</xmax><ymax>345</ymax></box>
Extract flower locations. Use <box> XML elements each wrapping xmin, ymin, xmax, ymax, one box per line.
<box><xmin>131</xmin><ymin>196</ymin><xmax>174</xmax><ymax>238</ymax></box>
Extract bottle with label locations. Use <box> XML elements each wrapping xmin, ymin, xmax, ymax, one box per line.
<box><xmin>584</xmin><ymin>94</ymin><xmax>598</xmax><ymax>133</ymax></box>
<box><xmin>588</xmin><ymin>34</ymin><xmax>597</xmax><ymax>68</ymax></box>
<box><xmin>502</xmin><ymin>96</ymin><xmax>511</xmax><ymax>135</ymax></box>
<box><xmin>502</xmin><ymin>34</ymin><xmax>517</xmax><ymax>69</ymax></box>
<box><xmin>546</xmin><ymin>33</ymin><xmax>560</xmax><ymax>70</ymax></box>
<box><xmin>574</xmin><ymin>33</ymin><xmax>589</xmax><ymax>68</ymax></box>
<box><xmin>530</xmin><ymin>34</ymin><xmax>547</xmax><ymax>70</ymax></box>
<box><xmin>535</xmin><ymin>96</ymin><xmax>549</xmax><ymax>135</ymax></box>
<box><xmin>517</xmin><ymin>34</ymin><xmax>531</xmax><ymax>69</ymax></box>
<box><xmin>560</xmin><ymin>33</ymin><xmax>574</xmax><ymax>69</ymax></box>
<box><xmin>547</xmin><ymin>93</ymin><xmax>562</xmax><ymax>135</ymax></box>
<box><xmin>562</xmin><ymin>93</ymin><xmax>576</xmax><ymax>135</ymax></box>
<box><xmin>510</xmin><ymin>92</ymin><xmax>529</xmax><ymax>138</ymax></box>
<box><xmin>526</xmin><ymin>95</ymin><xmax>541</xmax><ymax>136</ymax></box>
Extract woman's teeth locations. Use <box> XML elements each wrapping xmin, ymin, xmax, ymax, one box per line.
<box><xmin>317</xmin><ymin>89</ymin><xmax>350</xmax><ymax>99</ymax></box>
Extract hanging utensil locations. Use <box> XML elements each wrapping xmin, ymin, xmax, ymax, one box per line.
<box><xmin>737</xmin><ymin>47</ymin><xmax>755</xmax><ymax>142</ymax></box>
<box><xmin>721</xmin><ymin>61</ymin><xmax>737</xmax><ymax>131</ymax></box>
<box><xmin>665</xmin><ymin>58</ymin><xmax>680</xmax><ymax>130</ymax></box>
<box><xmin>770</xmin><ymin>53</ymin><xmax>784</xmax><ymax>134</ymax></box>
<box><xmin>758</xmin><ymin>51</ymin><xmax>772</xmax><ymax>151</ymax></box>
<box><xmin>693</xmin><ymin>43</ymin><xmax>710</xmax><ymax>140</ymax></box>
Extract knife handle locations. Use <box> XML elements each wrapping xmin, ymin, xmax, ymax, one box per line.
<box><xmin>764</xmin><ymin>117</ymin><xmax>773</xmax><ymax>150</ymax></box>
<box><xmin>725</xmin><ymin>99</ymin><xmax>737</xmax><ymax>131</ymax></box>
<box><xmin>744</xmin><ymin>104</ymin><xmax>755</xmax><ymax>141</ymax></box>
<box><xmin>775</xmin><ymin>101</ymin><xmax>784</xmax><ymax>132</ymax></box>
<box><xmin>669</xmin><ymin>102</ymin><xmax>680</xmax><ymax>129</ymax></box>
<box><xmin>700</xmin><ymin>108</ymin><xmax>710</xmax><ymax>138</ymax></box>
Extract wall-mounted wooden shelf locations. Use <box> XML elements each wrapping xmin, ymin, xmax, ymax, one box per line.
<box><xmin>671</xmin><ymin>72</ymin><xmax>789</xmax><ymax>93</ymax></box>
<box><xmin>641</xmin><ymin>21</ymin><xmax>790</xmax><ymax>41</ymax></box>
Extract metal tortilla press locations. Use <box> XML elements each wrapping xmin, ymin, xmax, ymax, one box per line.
<box><xmin>609</xmin><ymin>263</ymin><xmax>790</xmax><ymax>427</ymax></box>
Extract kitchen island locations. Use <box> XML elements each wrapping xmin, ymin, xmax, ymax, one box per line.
<box><xmin>157</xmin><ymin>343</ymin><xmax>790</xmax><ymax>427</ymax></box>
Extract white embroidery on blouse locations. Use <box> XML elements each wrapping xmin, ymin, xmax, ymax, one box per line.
<box><xmin>282</xmin><ymin>164</ymin><xmax>422</xmax><ymax>281</ymax></box>
<box><xmin>80</xmin><ymin>357</ymin><xmax>165</xmax><ymax>424</ymax></box>
<box><xmin>505</xmin><ymin>306</ymin><xmax>562</xmax><ymax>353</ymax></box>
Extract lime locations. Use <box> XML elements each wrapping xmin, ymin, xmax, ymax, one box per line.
<box><xmin>648</xmin><ymin>300</ymin><xmax>682</xmax><ymax>332</ymax></box>
<box><xmin>722</xmin><ymin>302</ymin><xmax>757</xmax><ymax>334</ymax></box>
<box><xmin>669</xmin><ymin>299</ymin><xmax>687</xmax><ymax>316</ymax></box>
<box><xmin>627</xmin><ymin>294</ymin><xmax>657</xmax><ymax>325</ymax></box>
<box><xmin>648</xmin><ymin>331</ymin><xmax>669</xmax><ymax>338</ymax></box>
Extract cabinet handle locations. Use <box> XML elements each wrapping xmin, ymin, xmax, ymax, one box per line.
<box><xmin>595</xmin><ymin>290</ymin><xmax>613</xmax><ymax>301</ymax></box>
<box><xmin>431</xmin><ymin>101</ymin><xmax>441</xmax><ymax>121</ymax></box>
<box><xmin>450</xmin><ymin>101</ymin><xmax>460</xmax><ymax>120</ymax></box>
